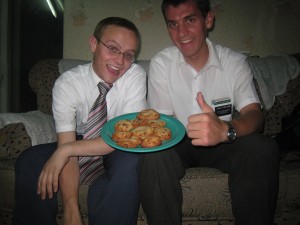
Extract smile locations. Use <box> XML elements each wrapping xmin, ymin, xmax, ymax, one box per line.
<box><xmin>107</xmin><ymin>65</ymin><xmax>120</xmax><ymax>75</ymax></box>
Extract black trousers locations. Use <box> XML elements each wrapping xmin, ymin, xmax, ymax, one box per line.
<box><xmin>139</xmin><ymin>133</ymin><xmax>280</xmax><ymax>225</ymax></box>
<box><xmin>13</xmin><ymin>142</ymin><xmax>140</xmax><ymax>225</ymax></box>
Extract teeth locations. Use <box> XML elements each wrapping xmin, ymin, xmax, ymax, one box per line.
<box><xmin>108</xmin><ymin>65</ymin><xmax>120</xmax><ymax>75</ymax></box>
<box><xmin>181</xmin><ymin>39</ymin><xmax>192</xmax><ymax>44</ymax></box>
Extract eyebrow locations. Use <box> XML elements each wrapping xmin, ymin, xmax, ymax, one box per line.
<box><xmin>166</xmin><ymin>13</ymin><xmax>198</xmax><ymax>24</ymax></box>
<box><xmin>103</xmin><ymin>40</ymin><xmax>136</xmax><ymax>53</ymax></box>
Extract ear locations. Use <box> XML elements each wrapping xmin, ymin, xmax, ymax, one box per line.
<box><xmin>89</xmin><ymin>35</ymin><xmax>98</xmax><ymax>53</ymax></box>
<box><xmin>205</xmin><ymin>11</ymin><xmax>214</xmax><ymax>29</ymax></box>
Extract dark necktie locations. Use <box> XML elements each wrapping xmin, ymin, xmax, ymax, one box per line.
<box><xmin>78</xmin><ymin>82</ymin><xmax>111</xmax><ymax>184</ymax></box>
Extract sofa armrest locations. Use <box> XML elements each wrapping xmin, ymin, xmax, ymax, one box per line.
<box><xmin>28</xmin><ymin>59</ymin><xmax>61</xmax><ymax>115</ymax></box>
<box><xmin>0</xmin><ymin>110</ymin><xmax>57</xmax><ymax>146</ymax></box>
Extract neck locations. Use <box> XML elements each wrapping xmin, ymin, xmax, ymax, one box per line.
<box><xmin>185</xmin><ymin>44</ymin><xmax>209</xmax><ymax>72</ymax></box>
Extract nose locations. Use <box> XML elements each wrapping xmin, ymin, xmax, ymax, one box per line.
<box><xmin>178</xmin><ymin>24</ymin><xmax>188</xmax><ymax>37</ymax></box>
<box><xmin>115</xmin><ymin>53</ymin><xmax>125</xmax><ymax>65</ymax></box>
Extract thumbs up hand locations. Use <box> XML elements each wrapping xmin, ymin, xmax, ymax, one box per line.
<box><xmin>196</xmin><ymin>91</ymin><xmax>214</xmax><ymax>114</ymax></box>
<box><xmin>187</xmin><ymin>92</ymin><xmax>228</xmax><ymax>146</ymax></box>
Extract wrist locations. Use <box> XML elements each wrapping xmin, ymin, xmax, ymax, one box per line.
<box><xmin>225</xmin><ymin>122</ymin><xmax>237</xmax><ymax>143</ymax></box>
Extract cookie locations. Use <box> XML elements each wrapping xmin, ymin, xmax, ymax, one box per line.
<box><xmin>130</xmin><ymin>118</ymin><xmax>149</xmax><ymax>128</ymax></box>
<box><xmin>137</xmin><ymin>109</ymin><xmax>160</xmax><ymax>120</ymax></box>
<box><xmin>131</xmin><ymin>126</ymin><xmax>154</xmax><ymax>139</ymax></box>
<box><xmin>147</xmin><ymin>119</ymin><xmax>166</xmax><ymax>128</ymax></box>
<box><xmin>116</xmin><ymin>137</ymin><xmax>142</xmax><ymax>148</ymax></box>
<box><xmin>153</xmin><ymin>127</ymin><xmax>172</xmax><ymax>140</ymax></box>
<box><xmin>140</xmin><ymin>135</ymin><xmax>162</xmax><ymax>148</ymax></box>
<box><xmin>114</xmin><ymin>120</ymin><xmax>134</xmax><ymax>132</ymax></box>
<box><xmin>112</xmin><ymin>131</ymin><xmax>132</xmax><ymax>142</ymax></box>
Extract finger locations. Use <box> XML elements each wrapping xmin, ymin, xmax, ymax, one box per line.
<box><xmin>52</xmin><ymin>171</ymin><xmax>59</xmax><ymax>193</ymax></box>
<box><xmin>37</xmin><ymin>170</ymin><xmax>47</xmax><ymax>199</ymax></box>
<box><xmin>37</xmin><ymin>171</ymin><xmax>43</xmax><ymax>195</ymax></box>
<box><xmin>197</xmin><ymin>92</ymin><xmax>213</xmax><ymax>113</ymax></box>
<box><xmin>46</xmin><ymin>173</ymin><xmax>54</xmax><ymax>199</ymax></box>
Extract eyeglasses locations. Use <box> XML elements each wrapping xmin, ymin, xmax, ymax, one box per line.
<box><xmin>98</xmin><ymin>40</ymin><xmax>136</xmax><ymax>63</ymax></box>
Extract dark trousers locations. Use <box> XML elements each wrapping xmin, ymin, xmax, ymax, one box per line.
<box><xmin>13</xmin><ymin>142</ymin><xmax>140</xmax><ymax>225</ymax></box>
<box><xmin>139</xmin><ymin>133</ymin><xmax>280</xmax><ymax>225</ymax></box>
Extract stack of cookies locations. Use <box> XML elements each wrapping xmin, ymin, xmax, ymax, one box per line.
<box><xmin>112</xmin><ymin>109</ymin><xmax>172</xmax><ymax>148</ymax></box>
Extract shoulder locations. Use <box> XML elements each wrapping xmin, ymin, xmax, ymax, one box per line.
<box><xmin>122</xmin><ymin>63</ymin><xmax>147</xmax><ymax>80</ymax></box>
<box><xmin>214</xmin><ymin>44</ymin><xmax>247</xmax><ymax>65</ymax></box>
<box><xmin>151</xmin><ymin>46</ymin><xmax>180</xmax><ymax>65</ymax></box>
<box><xmin>54</xmin><ymin>63</ymin><xmax>91</xmax><ymax>90</ymax></box>
<box><xmin>56</xmin><ymin>63</ymin><xmax>90</xmax><ymax>83</ymax></box>
<box><xmin>128</xmin><ymin>63</ymin><xmax>146</xmax><ymax>75</ymax></box>
<box><xmin>114</xmin><ymin>63</ymin><xmax>147</xmax><ymax>87</ymax></box>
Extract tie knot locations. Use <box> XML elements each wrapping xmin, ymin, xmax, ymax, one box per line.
<box><xmin>98</xmin><ymin>82</ymin><xmax>112</xmax><ymax>94</ymax></box>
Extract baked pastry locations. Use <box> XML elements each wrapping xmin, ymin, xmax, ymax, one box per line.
<box><xmin>137</xmin><ymin>109</ymin><xmax>160</xmax><ymax>120</ymax></box>
<box><xmin>153</xmin><ymin>127</ymin><xmax>172</xmax><ymax>140</ymax></box>
<box><xmin>112</xmin><ymin>131</ymin><xmax>132</xmax><ymax>142</ymax></box>
<box><xmin>116</xmin><ymin>137</ymin><xmax>141</xmax><ymax>148</ymax></box>
<box><xmin>114</xmin><ymin>120</ymin><xmax>134</xmax><ymax>132</ymax></box>
<box><xmin>140</xmin><ymin>135</ymin><xmax>162</xmax><ymax>148</ymax></box>
<box><xmin>130</xmin><ymin>118</ymin><xmax>148</xmax><ymax>128</ymax></box>
<box><xmin>131</xmin><ymin>126</ymin><xmax>154</xmax><ymax>139</ymax></box>
<box><xmin>112</xmin><ymin>109</ymin><xmax>173</xmax><ymax>148</ymax></box>
<box><xmin>147</xmin><ymin>119</ymin><xmax>166</xmax><ymax>128</ymax></box>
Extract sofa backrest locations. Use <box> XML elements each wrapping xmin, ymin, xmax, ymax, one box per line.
<box><xmin>28</xmin><ymin>59</ymin><xmax>151</xmax><ymax>115</ymax></box>
<box><xmin>28</xmin><ymin>57</ymin><xmax>300</xmax><ymax>136</ymax></box>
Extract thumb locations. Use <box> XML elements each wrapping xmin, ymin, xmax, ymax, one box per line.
<box><xmin>197</xmin><ymin>92</ymin><xmax>213</xmax><ymax>113</ymax></box>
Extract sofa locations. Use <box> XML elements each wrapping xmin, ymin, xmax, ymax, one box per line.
<box><xmin>1</xmin><ymin>55</ymin><xmax>300</xmax><ymax>225</ymax></box>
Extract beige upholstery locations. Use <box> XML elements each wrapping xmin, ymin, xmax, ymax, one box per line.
<box><xmin>1</xmin><ymin>58</ymin><xmax>300</xmax><ymax>225</ymax></box>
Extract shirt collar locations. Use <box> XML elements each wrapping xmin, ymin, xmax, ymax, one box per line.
<box><xmin>89</xmin><ymin>62</ymin><xmax>105</xmax><ymax>87</ymax></box>
<box><xmin>206</xmin><ymin>38</ymin><xmax>222</xmax><ymax>70</ymax></box>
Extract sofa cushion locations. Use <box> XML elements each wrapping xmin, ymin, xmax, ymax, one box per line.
<box><xmin>263</xmin><ymin>75</ymin><xmax>300</xmax><ymax>136</ymax></box>
<box><xmin>0</xmin><ymin>111</ymin><xmax>56</xmax><ymax>146</ymax></box>
<box><xmin>0</xmin><ymin>123</ymin><xmax>31</xmax><ymax>159</ymax></box>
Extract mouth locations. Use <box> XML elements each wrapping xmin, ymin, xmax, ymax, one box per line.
<box><xmin>180</xmin><ymin>38</ymin><xmax>193</xmax><ymax>45</ymax></box>
<box><xmin>107</xmin><ymin>64</ymin><xmax>120</xmax><ymax>76</ymax></box>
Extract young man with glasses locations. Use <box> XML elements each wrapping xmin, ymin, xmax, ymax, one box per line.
<box><xmin>139</xmin><ymin>0</ymin><xmax>280</xmax><ymax>225</ymax></box>
<box><xmin>14</xmin><ymin>17</ymin><xmax>146</xmax><ymax>225</ymax></box>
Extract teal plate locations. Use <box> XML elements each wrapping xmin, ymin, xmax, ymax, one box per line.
<box><xmin>101</xmin><ymin>112</ymin><xmax>186</xmax><ymax>153</ymax></box>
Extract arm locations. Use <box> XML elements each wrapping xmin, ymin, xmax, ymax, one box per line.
<box><xmin>37</xmin><ymin>132</ymin><xmax>114</xmax><ymax>225</ymax></box>
<box><xmin>37</xmin><ymin>132</ymin><xmax>114</xmax><ymax>199</ymax></box>
<box><xmin>187</xmin><ymin>92</ymin><xmax>264</xmax><ymax>146</ymax></box>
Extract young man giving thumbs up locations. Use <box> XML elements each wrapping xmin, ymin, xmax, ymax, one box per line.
<box><xmin>138</xmin><ymin>0</ymin><xmax>280</xmax><ymax>225</ymax></box>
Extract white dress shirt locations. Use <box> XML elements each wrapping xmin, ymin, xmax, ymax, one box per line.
<box><xmin>53</xmin><ymin>62</ymin><xmax>147</xmax><ymax>134</ymax></box>
<box><xmin>147</xmin><ymin>39</ymin><xmax>260</xmax><ymax>128</ymax></box>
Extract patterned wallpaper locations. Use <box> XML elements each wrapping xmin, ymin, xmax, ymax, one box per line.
<box><xmin>63</xmin><ymin>0</ymin><xmax>300</xmax><ymax>60</ymax></box>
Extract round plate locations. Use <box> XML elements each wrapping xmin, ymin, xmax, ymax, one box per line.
<box><xmin>101</xmin><ymin>112</ymin><xmax>186</xmax><ymax>153</ymax></box>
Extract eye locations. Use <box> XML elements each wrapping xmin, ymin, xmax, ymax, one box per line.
<box><xmin>108</xmin><ymin>45</ymin><xmax>121</xmax><ymax>54</ymax></box>
<box><xmin>167</xmin><ymin>21</ymin><xmax>177</xmax><ymax>29</ymax></box>
<box><xmin>186</xmin><ymin>16</ymin><xmax>196</xmax><ymax>24</ymax></box>
<box><xmin>124</xmin><ymin>52</ymin><xmax>135</xmax><ymax>61</ymax></box>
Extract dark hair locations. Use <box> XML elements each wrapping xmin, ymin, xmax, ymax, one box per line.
<box><xmin>93</xmin><ymin>17</ymin><xmax>140</xmax><ymax>46</ymax></box>
<box><xmin>161</xmin><ymin>0</ymin><xmax>211</xmax><ymax>21</ymax></box>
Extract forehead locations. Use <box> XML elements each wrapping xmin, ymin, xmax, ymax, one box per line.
<box><xmin>101</xmin><ymin>25</ymin><xmax>134</xmax><ymax>38</ymax></box>
<box><xmin>165</xmin><ymin>0</ymin><xmax>202</xmax><ymax>21</ymax></box>
<box><xmin>101</xmin><ymin>25</ymin><xmax>138</xmax><ymax>49</ymax></box>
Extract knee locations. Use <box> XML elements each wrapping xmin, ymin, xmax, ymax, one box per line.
<box><xmin>119</xmin><ymin>152</ymin><xmax>140</xmax><ymax>173</ymax></box>
<box><xmin>106</xmin><ymin>151</ymin><xmax>140</xmax><ymax>175</ymax></box>
<box><xmin>16</xmin><ymin>143</ymin><xmax>56</xmax><ymax>177</ymax></box>
<box><xmin>16</xmin><ymin>147</ymin><xmax>35</xmax><ymax>172</ymax></box>
<box><xmin>246</xmin><ymin>134</ymin><xmax>280</xmax><ymax>165</ymax></box>
<box><xmin>254</xmin><ymin>134</ymin><xmax>279</xmax><ymax>157</ymax></box>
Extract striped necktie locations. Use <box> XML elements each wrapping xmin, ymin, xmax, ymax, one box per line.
<box><xmin>78</xmin><ymin>82</ymin><xmax>111</xmax><ymax>184</ymax></box>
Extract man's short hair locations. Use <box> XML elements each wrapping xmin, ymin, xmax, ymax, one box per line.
<box><xmin>161</xmin><ymin>0</ymin><xmax>211</xmax><ymax>21</ymax></box>
<box><xmin>93</xmin><ymin>17</ymin><xmax>140</xmax><ymax>46</ymax></box>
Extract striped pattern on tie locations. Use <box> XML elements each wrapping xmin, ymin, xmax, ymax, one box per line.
<box><xmin>78</xmin><ymin>82</ymin><xmax>111</xmax><ymax>185</ymax></box>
